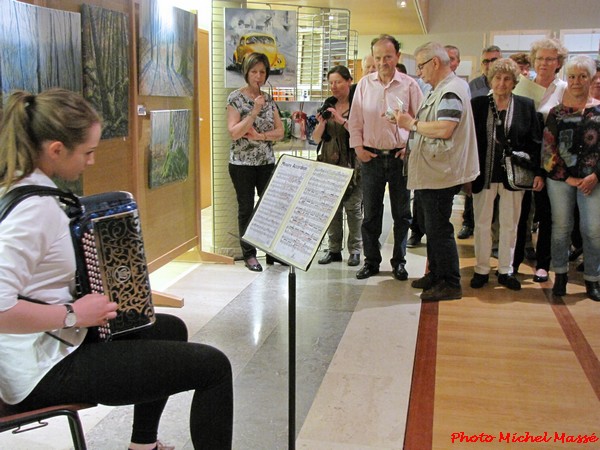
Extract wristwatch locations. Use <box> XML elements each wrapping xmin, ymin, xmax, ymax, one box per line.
<box><xmin>410</xmin><ymin>120</ymin><xmax>419</xmax><ymax>132</ymax></box>
<box><xmin>63</xmin><ymin>304</ymin><xmax>77</xmax><ymax>329</ymax></box>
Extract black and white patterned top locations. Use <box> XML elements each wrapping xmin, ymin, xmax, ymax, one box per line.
<box><xmin>227</xmin><ymin>89</ymin><xmax>277</xmax><ymax>166</ymax></box>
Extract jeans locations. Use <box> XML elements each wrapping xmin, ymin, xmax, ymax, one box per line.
<box><xmin>547</xmin><ymin>178</ymin><xmax>600</xmax><ymax>280</ymax></box>
<box><xmin>327</xmin><ymin>184</ymin><xmax>363</xmax><ymax>254</ymax></box>
<box><xmin>473</xmin><ymin>183</ymin><xmax>524</xmax><ymax>275</ymax></box>
<box><xmin>229</xmin><ymin>163</ymin><xmax>274</xmax><ymax>259</ymax></box>
<box><xmin>361</xmin><ymin>154</ymin><xmax>411</xmax><ymax>268</ymax></box>
<box><xmin>416</xmin><ymin>185</ymin><xmax>462</xmax><ymax>288</ymax></box>
<box><xmin>17</xmin><ymin>314</ymin><xmax>233</xmax><ymax>448</ymax></box>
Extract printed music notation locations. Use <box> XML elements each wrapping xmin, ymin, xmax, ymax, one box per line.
<box><xmin>243</xmin><ymin>155</ymin><xmax>353</xmax><ymax>271</ymax></box>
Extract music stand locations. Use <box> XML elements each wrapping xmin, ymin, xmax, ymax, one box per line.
<box><xmin>242</xmin><ymin>155</ymin><xmax>353</xmax><ymax>449</ymax></box>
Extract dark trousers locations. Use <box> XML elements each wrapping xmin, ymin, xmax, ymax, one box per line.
<box><xmin>514</xmin><ymin>187</ymin><xmax>552</xmax><ymax>272</ymax></box>
<box><xmin>229</xmin><ymin>163</ymin><xmax>274</xmax><ymax>259</ymax></box>
<box><xmin>361</xmin><ymin>155</ymin><xmax>411</xmax><ymax>268</ymax></box>
<box><xmin>18</xmin><ymin>314</ymin><xmax>233</xmax><ymax>448</ymax></box>
<box><xmin>416</xmin><ymin>185</ymin><xmax>462</xmax><ymax>287</ymax></box>
<box><xmin>410</xmin><ymin>193</ymin><xmax>425</xmax><ymax>237</ymax></box>
<box><xmin>462</xmin><ymin>194</ymin><xmax>474</xmax><ymax>228</ymax></box>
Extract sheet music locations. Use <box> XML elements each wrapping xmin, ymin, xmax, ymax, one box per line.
<box><xmin>513</xmin><ymin>74</ymin><xmax>545</xmax><ymax>109</ymax></box>
<box><xmin>243</xmin><ymin>155</ymin><xmax>353</xmax><ymax>271</ymax></box>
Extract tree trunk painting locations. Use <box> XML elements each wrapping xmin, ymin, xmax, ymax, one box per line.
<box><xmin>149</xmin><ymin>109</ymin><xmax>191</xmax><ymax>188</ymax></box>
<box><xmin>139</xmin><ymin>0</ymin><xmax>195</xmax><ymax>97</ymax></box>
<box><xmin>81</xmin><ymin>4</ymin><xmax>130</xmax><ymax>139</ymax></box>
<box><xmin>0</xmin><ymin>0</ymin><xmax>81</xmax><ymax>107</ymax></box>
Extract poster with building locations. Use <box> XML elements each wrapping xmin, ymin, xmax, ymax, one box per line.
<box><xmin>224</xmin><ymin>8</ymin><xmax>297</xmax><ymax>88</ymax></box>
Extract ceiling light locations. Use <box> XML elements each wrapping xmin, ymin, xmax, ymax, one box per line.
<box><xmin>397</xmin><ymin>0</ymin><xmax>407</xmax><ymax>8</ymax></box>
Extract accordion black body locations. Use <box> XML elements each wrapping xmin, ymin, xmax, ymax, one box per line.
<box><xmin>71</xmin><ymin>191</ymin><xmax>155</xmax><ymax>340</ymax></box>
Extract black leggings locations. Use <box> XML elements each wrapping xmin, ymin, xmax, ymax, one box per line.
<box><xmin>16</xmin><ymin>314</ymin><xmax>233</xmax><ymax>449</ymax></box>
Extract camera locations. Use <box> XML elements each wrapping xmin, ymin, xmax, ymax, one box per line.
<box><xmin>318</xmin><ymin>100</ymin><xmax>336</xmax><ymax>120</ymax></box>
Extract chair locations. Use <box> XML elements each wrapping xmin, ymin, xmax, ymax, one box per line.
<box><xmin>0</xmin><ymin>399</ymin><xmax>96</xmax><ymax>450</ymax></box>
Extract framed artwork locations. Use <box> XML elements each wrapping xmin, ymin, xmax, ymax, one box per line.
<box><xmin>224</xmin><ymin>8</ymin><xmax>297</xmax><ymax>88</ymax></box>
<box><xmin>81</xmin><ymin>4</ymin><xmax>130</xmax><ymax>139</ymax></box>
<box><xmin>148</xmin><ymin>109</ymin><xmax>191</xmax><ymax>189</ymax></box>
<box><xmin>138</xmin><ymin>0</ymin><xmax>195</xmax><ymax>97</ymax></box>
<box><xmin>0</xmin><ymin>0</ymin><xmax>81</xmax><ymax>106</ymax></box>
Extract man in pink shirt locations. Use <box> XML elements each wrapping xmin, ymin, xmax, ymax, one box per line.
<box><xmin>348</xmin><ymin>34</ymin><xmax>423</xmax><ymax>280</ymax></box>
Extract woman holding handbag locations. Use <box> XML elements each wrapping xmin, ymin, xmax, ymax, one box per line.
<box><xmin>542</xmin><ymin>55</ymin><xmax>600</xmax><ymax>301</ymax></box>
<box><xmin>470</xmin><ymin>58</ymin><xmax>543</xmax><ymax>291</ymax></box>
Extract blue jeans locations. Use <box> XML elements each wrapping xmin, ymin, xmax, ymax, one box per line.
<box><xmin>361</xmin><ymin>155</ymin><xmax>411</xmax><ymax>268</ymax></box>
<box><xmin>547</xmin><ymin>178</ymin><xmax>600</xmax><ymax>281</ymax></box>
<box><xmin>415</xmin><ymin>185</ymin><xmax>462</xmax><ymax>288</ymax></box>
<box><xmin>229</xmin><ymin>163</ymin><xmax>274</xmax><ymax>259</ymax></box>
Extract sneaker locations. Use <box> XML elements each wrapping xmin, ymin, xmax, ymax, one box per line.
<box><xmin>457</xmin><ymin>225</ymin><xmax>473</xmax><ymax>239</ymax></box>
<box><xmin>407</xmin><ymin>233</ymin><xmax>422</xmax><ymax>248</ymax></box>
<box><xmin>420</xmin><ymin>281</ymin><xmax>462</xmax><ymax>301</ymax></box>
<box><xmin>470</xmin><ymin>273</ymin><xmax>489</xmax><ymax>288</ymax></box>
<box><xmin>498</xmin><ymin>273</ymin><xmax>521</xmax><ymax>291</ymax></box>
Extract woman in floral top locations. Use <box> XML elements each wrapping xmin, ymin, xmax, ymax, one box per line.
<box><xmin>542</xmin><ymin>55</ymin><xmax>600</xmax><ymax>301</ymax></box>
<box><xmin>227</xmin><ymin>52</ymin><xmax>284</xmax><ymax>271</ymax></box>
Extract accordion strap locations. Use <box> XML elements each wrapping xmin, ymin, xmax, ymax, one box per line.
<box><xmin>0</xmin><ymin>185</ymin><xmax>81</xmax><ymax>223</ymax></box>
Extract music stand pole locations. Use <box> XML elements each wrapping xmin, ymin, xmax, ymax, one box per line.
<box><xmin>288</xmin><ymin>265</ymin><xmax>296</xmax><ymax>450</ymax></box>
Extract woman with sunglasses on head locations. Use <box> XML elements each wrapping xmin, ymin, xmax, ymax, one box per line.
<box><xmin>542</xmin><ymin>55</ymin><xmax>600</xmax><ymax>301</ymax></box>
<box><xmin>0</xmin><ymin>89</ymin><xmax>233</xmax><ymax>450</ymax></box>
<box><xmin>227</xmin><ymin>52</ymin><xmax>284</xmax><ymax>272</ymax></box>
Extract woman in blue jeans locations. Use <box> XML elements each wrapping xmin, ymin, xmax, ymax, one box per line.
<box><xmin>0</xmin><ymin>89</ymin><xmax>233</xmax><ymax>450</ymax></box>
<box><xmin>542</xmin><ymin>55</ymin><xmax>600</xmax><ymax>301</ymax></box>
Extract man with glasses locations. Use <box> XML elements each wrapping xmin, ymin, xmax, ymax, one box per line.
<box><xmin>348</xmin><ymin>34</ymin><xmax>423</xmax><ymax>281</ymax></box>
<box><xmin>395</xmin><ymin>42</ymin><xmax>479</xmax><ymax>301</ymax></box>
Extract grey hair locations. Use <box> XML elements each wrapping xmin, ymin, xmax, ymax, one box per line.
<box><xmin>487</xmin><ymin>58</ymin><xmax>521</xmax><ymax>86</ymax></box>
<box><xmin>530</xmin><ymin>38</ymin><xmax>568</xmax><ymax>71</ymax></box>
<box><xmin>565</xmin><ymin>55</ymin><xmax>597</xmax><ymax>79</ymax></box>
<box><xmin>414</xmin><ymin>42</ymin><xmax>450</xmax><ymax>65</ymax></box>
<box><xmin>482</xmin><ymin>45</ymin><xmax>501</xmax><ymax>54</ymax></box>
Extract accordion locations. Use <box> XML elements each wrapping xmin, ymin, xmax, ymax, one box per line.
<box><xmin>70</xmin><ymin>191</ymin><xmax>155</xmax><ymax>340</ymax></box>
<box><xmin>0</xmin><ymin>186</ymin><xmax>155</xmax><ymax>341</ymax></box>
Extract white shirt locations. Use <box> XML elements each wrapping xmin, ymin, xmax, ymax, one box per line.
<box><xmin>0</xmin><ymin>170</ymin><xmax>86</xmax><ymax>404</ymax></box>
<box><xmin>538</xmin><ymin>77</ymin><xmax>567</xmax><ymax>120</ymax></box>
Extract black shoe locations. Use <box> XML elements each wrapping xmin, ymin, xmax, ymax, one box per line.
<box><xmin>407</xmin><ymin>233</ymin><xmax>422</xmax><ymax>248</ymax></box>
<box><xmin>585</xmin><ymin>281</ymin><xmax>600</xmax><ymax>302</ymax></box>
<box><xmin>533</xmin><ymin>269</ymin><xmax>549</xmax><ymax>283</ymax></box>
<box><xmin>356</xmin><ymin>264</ymin><xmax>379</xmax><ymax>280</ymax></box>
<box><xmin>244</xmin><ymin>257</ymin><xmax>263</xmax><ymax>272</ymax></box>
<box><xmin>569</xmin><ymin>246</ymin><xmax>583</xmax><ymax>262</ymax></box>
<box><xmin>318</xmin><ymin>251</ymin><xmax>342</xmax><ymax>265</ymax></box>
<box><xmin>457</xmin><ymin>225</ymin><xmax>473</xmax><ymax>239</ymax></box>
<box><xmin>525</xmin><ymin>247</ymin><xmax>537</xmax><ymax>261</ymax></box>
<box><xmin>411</xmin><ymin>273</ymin><xmax>435</xmax><ymax>290</ymax></box>
<box><xmin>420</xmin><ymin>281</ymin><xmax>462</xmax><ymax>301</ymax></box>
<box><xmin>498</xmin><ymin>273</ymin><xmax>521</xmax><ymax>290</ymax></box>
<box><xmin>552</xmin><ymin>273</ymin><xmax>568</xmax><ymax>296</ymax></box>
<box><xmin>347</xmin><ymin>254</ymin><xmax>361</xmax><ymax>267</ymax></box>
<box><xmin>393</xmin><ymin>264</ymin><xmax>408</xmax><ymax>281</ymax></box>
<box><xmin>470</xmin><ymin>273</ymin><xmax>489</xmax><ymax>289</ymax></box>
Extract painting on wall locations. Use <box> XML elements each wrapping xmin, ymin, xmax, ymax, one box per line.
<box><xmin>149</xmin><ymin>109</ymin><xmax>190</xmax><ymax>189</ymax></box>
<box><xmin>81</xmin><ymin>4</ymin><xmax>129</xmax><ymax>140</ymax></box>
<box><xmin>0</xmin><ymin>0</ymin><xmax>82</xmax><ymax>107</ymax></box>
<box><xmin>138</xmin><ymin>0</ymin><xmax>195</xmax><ymax>97</ymax></box>
<box><xmin>224</xmin><ymin>8</ymin><xmax>297</xmax><ymax>89</ymax></box>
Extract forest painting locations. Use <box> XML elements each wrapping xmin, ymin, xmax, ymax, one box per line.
<box><xmin>0</xmin><ymin>0</ymin><xmax>82</xmax><ymax>107</ymax></box>
<box><xmin>139</xmin><ymin>0</ymin><xmax>195</xmax><ymax>97</ymax></box>
<box><xmin>149</xmin><ymin>109</ymin><xmax>190</xmax><ymax>189</ymax></box>
<box><xmin>81</xmin><ymin>4</ymin><xmax>129</xmax><ymax>139</ymax></box>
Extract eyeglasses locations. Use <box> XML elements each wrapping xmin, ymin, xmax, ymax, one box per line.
<box><xmin>535</xmin><ymin>57</ymin><xmax>558</xmax><ymax>63</ymax></box>
<box><xmin>417</xmin><ymin>57</ymin><xmax>434</xmax><ymax>71</ymax></box>
<box><xmin>481</xmin><ymin>57</ymin><xmax>498</xmax><ymax>65</ymax></box>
